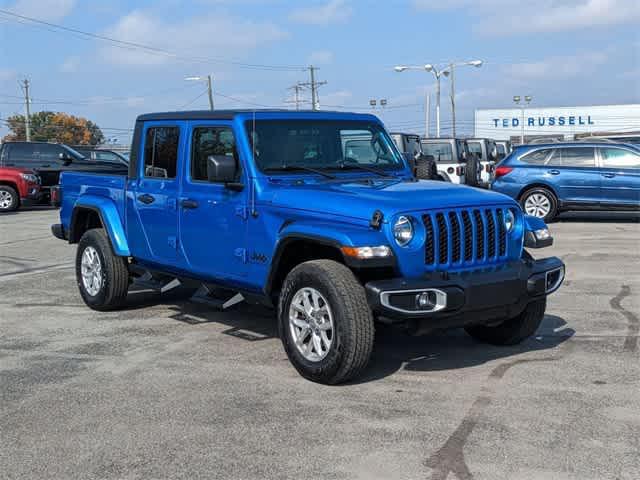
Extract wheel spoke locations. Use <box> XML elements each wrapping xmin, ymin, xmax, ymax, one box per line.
<box><xmin>291</xmin><ymin>316</ymin><xmax>309</xmax><ymax>329</ymax></box>
<box><xmin>312</xmin><ymin>333</ymin><xmax>323</xmax><ymax>355</ymax></box>
<box><xmin>288</xmin><ymin>287</ymin><xmax>334</xmax><ymax>362</ymax></box>
<box><xmin>297</xmin><ymin>327</ymin><xmax>310</xmax><ymax>345</ymax></box>
<box><xmin>317</xmin><ymin>319</ymin><xmax>331</xmax><ymax>330</ymax></box>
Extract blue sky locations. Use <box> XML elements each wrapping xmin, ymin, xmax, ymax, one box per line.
<box><xmin>0</xmin><ymin>0</ymin><xmax>638</xmax><ymax>143</ymax></box>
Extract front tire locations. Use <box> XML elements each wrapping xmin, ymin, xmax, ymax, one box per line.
<box><xmin>0</xmin><ymin>185</ymin><xmax>19</xmax><ymax>212</ymax></box>
<box><xmin>76</xmin><ymin>228</ymin><xmax>129</xmax><ymax>311</ymax></box>
<box><xmin>278</xmin><ymin>260</ymin><xmax>375</xmax><ymax>384</ymax></box>
<box><xmin>464</xmin><ymin>298</ymin><xmax>546</xmax><ymax>345</ymax></box>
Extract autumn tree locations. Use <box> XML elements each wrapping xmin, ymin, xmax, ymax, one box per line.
<box><xmin>3</xmin><ymin>111</ymin><xmax>105</xmax><ymax>145</ymax></box>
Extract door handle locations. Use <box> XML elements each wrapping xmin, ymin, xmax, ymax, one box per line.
<box><xmin>180</xmin><ymin>199</ymin><xmax>199</xmax><ymax>209</ymax></box>
<box><xmin>547</xmin><ymin>169</ymin><xmax>560</xmax><ymax>175</ymax></box>
<box><xmin>137</xmin><ymin>193</ymin><xmax>155</xmax><ymax>204</ymax></box>
<box><xmin>602</xmin><ymin>173</ymin><xmax>615</xmax><ymax>178</ymax></box>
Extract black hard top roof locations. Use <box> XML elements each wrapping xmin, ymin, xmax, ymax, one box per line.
<box><xmin>136</xmin><ymin>109</ymin><xmax>348</xmax><ymax>122</ymax></box>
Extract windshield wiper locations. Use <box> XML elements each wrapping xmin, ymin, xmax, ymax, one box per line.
<box><xmin>337</xmin><ymin>162</ymin><xmax>395</xmax><ymax>178</ymax></box>
<box><xmin>264</xmin><ymin>165</ymin><xmax>336</xmax><ymax>179</ymax></box>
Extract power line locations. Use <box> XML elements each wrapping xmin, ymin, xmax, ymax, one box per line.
<box><xmin>0</xmin><ymin>9</ymin><xmax>305</xmax><ymax>72</ymax></box>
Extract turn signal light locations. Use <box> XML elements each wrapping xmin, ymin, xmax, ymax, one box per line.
<box><xmin>494</xmin><ymin>166</ymin><xmax>513</xmax><ymax>178</ymax></box>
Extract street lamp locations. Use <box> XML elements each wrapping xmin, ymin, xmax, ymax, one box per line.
<box><xmin>395</xmin><ymin>60</ymin><xmax>482</xmax><ymax>137</ymax></box>
<box><xmin>185</xmin><ymin>75</ymin><xmax>214</xmax><ymax>110</ymax></box>
<box><xmin>513</xmin><ymin>95</ymin><xmax>532</xmax><ymax>144</ymax></box>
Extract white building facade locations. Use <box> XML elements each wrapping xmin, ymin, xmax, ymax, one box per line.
<box><xmin>474</xmin><ymin>104</ymin><xmax>640</xmax><ymax>143</ymax></box>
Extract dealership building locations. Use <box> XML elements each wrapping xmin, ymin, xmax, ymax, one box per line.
<box><xmin>474</xmin><ymin>103</ymin><xmax>640</xmax><ymax>144</ymax></box>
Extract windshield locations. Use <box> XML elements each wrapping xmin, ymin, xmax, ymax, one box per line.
<box><xmin>245</xmin><ymin>120</ymin><xmax>404</xmax><ymax>173</ymax></box>
<box><xmin>421</xmin><ymin>142</ymin><xmax>454</xmax><ymax>162</ymax></box>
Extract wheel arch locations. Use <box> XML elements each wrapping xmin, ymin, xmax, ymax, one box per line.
<box><xmin>518</xmin><ymin>182</ymin><xmax>559</xmax><ymax>202</ymax></box>
<box><xmin>0</xmin><ymin>180</ymin><xmax>20</xmax><ymax>204</ymax></box>
<box><xmin>69</xmin><ymin>196</ymin><xmax>130</xmax><ymax>256</ymax></box>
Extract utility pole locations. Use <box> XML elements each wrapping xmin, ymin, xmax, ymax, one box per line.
<box><xmin>286</xmin><ymin>83</ymin><xmax>304</xmax><ymax>110</ymax></box>
<box><xmin>206</xmin><ymin>75</ymin><xmax>214</xmax><ymax>110</ymax></box>
<box><xmin>21</xmin><ymin>79</ymin><xmax>31</xmax><ymax>141</ymax></box>
<box><xmin>449</xmin><ymin>63</ymin><xmax>456</xmax><ymax>138</ymax></box>
<box><xmin>301</xmin><ymin>66</ymin><xmax>327</xmax><ymax>111</ymax></box>
<box><xmin>425</xmin><ymin>92</ymin><xmax>430</xmax><ymax>138</ymax></box>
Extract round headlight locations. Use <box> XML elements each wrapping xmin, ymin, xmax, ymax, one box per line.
<box><xmin>393</xmin><ymin>216</ymin><xmax>414</xmax><ymax>246</ymax></box>
<box><xmin>505</xmin><ymin>209</ymin><xmax>516</xmax><ymax>232</ymax></box>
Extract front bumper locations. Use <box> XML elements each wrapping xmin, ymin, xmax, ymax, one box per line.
<box><xmin>365</xmin><ymin>256</ymin><xmax>564</xmax><ymax>329</ymax></box>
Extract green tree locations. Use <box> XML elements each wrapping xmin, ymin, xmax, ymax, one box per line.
<box><xmin>3</xmin><ymin>111</ymin><xmax>105</xmax><ymax>145</ymax></box>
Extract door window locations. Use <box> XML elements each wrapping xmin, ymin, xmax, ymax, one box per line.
<box><xmin>35</xmin><ymin>144</ymin><xmax>65</xmax><ymax>163</ymax></box>
<box><xmin>600</xmin><ymin>147</ymin><xmax>640</xmax><ymax>169</ymax></box>
<box><xmin>190</xmin><ymin>126</ymin><xmax>238</xmax><ymax>182</ymax></box>
<box><xmin>7</xmin><ymin>143</ymin><xmax>38</xmax><ymax>165</ymax></box>
<box><xmin>143</xmin><ymin>127</ymin><xmax>179</xmax><ymax>178</ymax></box>
<box><xmin>549</xmin><ymin>147</ymin><xmax>595</xmax><ymax>167</ymax></box>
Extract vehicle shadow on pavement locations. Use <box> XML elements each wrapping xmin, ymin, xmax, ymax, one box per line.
<box><xmin>352</xmin><ymin>314</ymin><xmax>574</xmax><ymax>384</ymax></box>
<box><xmin>556</xmin><ymin>212</ymin><xmax>639</xmax><ymax>223</ymax></box>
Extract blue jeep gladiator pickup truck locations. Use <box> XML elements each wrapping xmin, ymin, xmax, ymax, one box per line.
<box><xmin>52</xmin><ymin>110</ymin><xmax>565</xmax><ymax>384</ymax></box>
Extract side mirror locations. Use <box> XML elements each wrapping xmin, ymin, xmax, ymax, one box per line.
<box><xmin>59</xmin><ymin>152</ymin><xmax>73</xmax><ymax>165</ymax></box>
<box><xmin>207</xmin><ymin>155</ymin><xmax>242</xmax><ymax>189</ymax></box>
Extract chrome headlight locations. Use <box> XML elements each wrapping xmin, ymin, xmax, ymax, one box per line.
<box><xmin>20</xmin><ymin>173</ymin><xmax>39</xmax><ymax>183</ymax></box>
<box><xmin>504</xmin><ymin>208</ymin><xmax>516</xmax><ymax>232</ymax></box>
<box><xmin>393</xmin><ymin>216</ymin><xmax>414</xmax><ymax>246</ymax></box>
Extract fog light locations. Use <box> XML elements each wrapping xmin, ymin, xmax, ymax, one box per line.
<box><xmin>416</xmin><ymin>291</ymin><xmax>436</xmax><ymax>309</ymax></box>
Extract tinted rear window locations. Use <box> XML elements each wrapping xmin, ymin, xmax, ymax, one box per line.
<box><xmin>520</xmin><ymin>148</ymin><xmax>552</xmax><ymax>165</ymax></box>
<box><xmin>421</xmin><ymin>143</ymin><xmax>453</xmax><ymax>162</ymax></box>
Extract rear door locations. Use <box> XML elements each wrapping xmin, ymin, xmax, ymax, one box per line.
<box><xmin>178</xmin><ymin>121</ymin><xmax>248</xmax><ymax>281</ymax></box>
<box><xmin>545</xmin><ymin>147</ymin><xmax>599</xmax><ymax>205</ymax></box>
<box><xmin>598</xmin><ymin>146</ymin><xmax>640</xmax><ymax>206</ymax></box>
<box><xmin>127</xmin><ymin>122</ymin><xmax>184</xmax><ymax>266</ymax></box>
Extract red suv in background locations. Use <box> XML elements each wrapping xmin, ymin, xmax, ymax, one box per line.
<box><xmin>0</xmin><ymin>166</ymin><xmax>41</xmax><ymax>212</ymax></box>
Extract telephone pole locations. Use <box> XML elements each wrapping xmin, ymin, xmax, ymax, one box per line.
<box><xmin>205</xmin><ymin>75</ymin><xmax>214</xmax><ymax>110</ymax></box>
<box><xmin>300</xmin><ymin>66</ymin><xmax>327</xmax><ymax>111</ymax></box>
<box><xmin>286</xmin><ymin>83</ymin><xmax>305</xmax><ymax>110</ymax></box>
<box><xmin>21</xmin><ymin>79</ymin><xmax>31</xmax><ymax>141</ymax></box>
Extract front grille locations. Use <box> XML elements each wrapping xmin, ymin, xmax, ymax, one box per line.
<box><xmin>422</xmin><ymin>207</ymin><xmax>510</xmax><ymax>268</ymax></box>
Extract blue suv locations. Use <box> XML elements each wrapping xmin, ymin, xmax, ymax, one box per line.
<box><xmin>492</xmin><ymin>142</ymin><xmax>640</xmax><ymax>221</ymax></box>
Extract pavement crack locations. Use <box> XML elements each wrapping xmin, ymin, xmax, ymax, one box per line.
<box><xmin>610</xmin><ymin>285</ymin><xmax>639</xmax><ymax>352</ymax></box>
<box><xmin>425</xmin><ymin>358</ymin><xmax>556</xmax><ymax>480</ymax></box>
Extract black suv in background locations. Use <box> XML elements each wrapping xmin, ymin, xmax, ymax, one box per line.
<box><xmin>72</xmin><ymin>147</ymin><xmax>129</xmax><ymax>166</ymax></box>
<box><xmin>0</xmin><ymin>142</ymin><xmax>128</xmax><ymax>200</ymax></box>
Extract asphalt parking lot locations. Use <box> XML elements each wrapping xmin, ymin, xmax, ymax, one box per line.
<box><xmin>1</xmin><ymin>207</ymin><xmax>639</xmax><ymax>480</ymax></box>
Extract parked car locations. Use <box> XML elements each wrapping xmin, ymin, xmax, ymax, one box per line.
<box><xmin>52</xmin><ymin>109</ymin><xmax>564</xmax><ymax>384</ymax></box>
<box><xmin>72</xmin><ymin>147</ymin><xmax>129</xmax><ymax>166</ymax></box>
<box><xmin>577</xmin><ymin>134</ymin><xmax>640</xmax><ymax>147</ymax></box>
<box><xmin>0</xmin><ymin>141</ymin><xmax>128</xmax><ymax>201</ymax></box>
<box><xmin>420</xmin><ymin>138</ymin><xmax>472</xmax><ymax>184</ymax></box>
<box><xmin>0</xmin><ymin>166</ymin><xmax>41</xmax><ymax>212</ymax></box>
<box><xmin>495</xmin><ymin>140</ymin><xmax>512</xmax><ymax>160</ymax></box>
<box><xmin>466</xmin><ymin>138</ymin><xmax>498</xmax><ymax>188</ymax></box>
<box><xmin>492</xmin><ymin>141</ymin><xmax>640</xmax><ymax>221</ymax></box>
<box><xmin>390</xmin><ymin>132</ymin><xmax>437</xmax><ymax>179</ymax></box>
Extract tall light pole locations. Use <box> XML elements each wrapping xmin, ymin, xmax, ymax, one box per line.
<box><xmin>449</xmin><ymin>60</ymin><xmax>482</xmax><ymax>137</ymax></box>
<box><xmin>20</xmin><ymin>79</ymin><xmax>31</xmax><ymax>141</ymax></box>
<box><xmin>395</xmin><ymin>60</ymin><xmax>482</xmax><ymax>138</ymax></box>
<box><xmin>513</xmin><ymin>95</ymin><xmax>532</xmax><ymax>144</ymax></box>
<box><xmin>185</xmin><ymin>75</ymin><xmax>214</xmax><ymax>110</ymax></box>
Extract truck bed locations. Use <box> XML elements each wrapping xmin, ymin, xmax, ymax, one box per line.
<box><xmin>59</xmin><ymin>172</ymin><xmax>127</xmax><ymax>233</ymax></box>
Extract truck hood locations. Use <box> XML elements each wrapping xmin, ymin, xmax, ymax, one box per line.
<box><xmin>265</xmin><ymin>178</ymin><xmax>517</xmax><ymax>221</ymax></box>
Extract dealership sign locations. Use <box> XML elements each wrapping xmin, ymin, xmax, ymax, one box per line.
<box><xmin>492</xmin><ymin>115</ymin><xmax>595</xmax><ymax>128</ymax></box>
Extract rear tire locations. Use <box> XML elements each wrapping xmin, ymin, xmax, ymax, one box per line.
<box><xmin>0</xmin><ymin>185</ymin><xmax>19</xmax><ymax>212</ymax></box>
<box><xmin>464</xmin><ymin>298</ymin><xmax>546</xmax><ymax>345</ymax></box>
<box><xmin>278</xmin><ymin>260</ymin><xmax>375</xmax><ymax>384</ymax></box>
<box><xmin>76</xmin><ymin>228</ymin><xmax>129</xmax><ymax>311</ymax></box>
<box><xmin>520</xmin><ymin>187</ymin><xmax>557</xmax><ymax>222</ymax></box>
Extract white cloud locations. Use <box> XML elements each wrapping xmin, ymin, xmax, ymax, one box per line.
<box><xmin>7</xmin><ymin>0</ymin><xmax>76</xmax><ymax>22</ymax></box>
<box><xmin>100</xmin><ymin>10</ymin><xmax>288</xmax><ymax>68</ymax></box>
<box><xmin>308</xmin><ymin>50</ymin><xmax>334</xmax><ymax>65</ymax></box>
<box><xmin>504</xmin><ymin>51</ymin><xmax>609</xmax><ymax>80</ymax></box>
<box><xmin>289</xmin><ymin>0</ymin><xmax>352</xmax><ymax>25</ymax></box>
<box><xmin>412</xmin><ymin>0</ymin><xmax>640</xmax><ymax>34</ymax></box>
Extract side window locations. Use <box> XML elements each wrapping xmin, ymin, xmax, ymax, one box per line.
<box><xmin>520</xmin><ymin>149</ymin><xmax>552</xmax><ymax>165</ymax></box>
<box><xmin>549</xmin><ymin>147</ymin><xmax>595</xmax><ymax>167</ymax></box>
<box><xmin>36</xmin><ymin>144</ymin><xmax>64</xmax><ymax>162</ymax></box>
<box><xmin>143</xmin><ymin>126</ymin><xmax>179</xmax><ymax>179</ymax></box>
<box><xmin>600</xmin><ymin>148</ymin><xmax>640</xmax><ymax>169</ymax></box>
<box><xmin>191</xmin><ymin>126</ymin><xmax>238</xmax><ymax>182</ymax></box>
<box><xmin>7</xmin><ymin>143</ymin><xmax>38</xmax><ymax>164</ymax></box>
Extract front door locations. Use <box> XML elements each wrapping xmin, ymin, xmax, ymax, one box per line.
<box><xmin>598</xmin><ymin>146</ymin><xmax>640</xmax><ymax>206</ymax></box>
<box><xmin>178</xmin><ymin>122</ymin><xmax>248</xmax><ymax>282</ymax></box>
<box><xmin>127</xmin><ymin>122</ymin><xmax>183</xmax><ymax>266</ymax></box>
